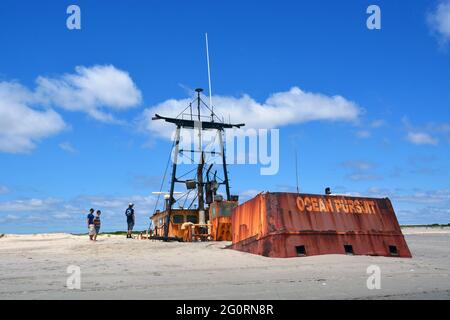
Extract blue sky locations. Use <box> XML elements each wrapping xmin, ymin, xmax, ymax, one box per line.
<box><xmin>0</xmin><ymin>0</ymin><xmax>449</xmax><ymax>233</ymax></box>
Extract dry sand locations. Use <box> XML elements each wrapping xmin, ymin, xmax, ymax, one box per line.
<box><xmin>0</xmin><ymin>227</ymin><xmax>449</xmax><ymax>300</ymax></box>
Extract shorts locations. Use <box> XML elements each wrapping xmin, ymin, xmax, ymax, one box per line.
<box><xmin>95</xmin><ymin>226</ymin><xmax>101</xmax><ymax>234</ymax></box>
<box><xmin>127</xmin><ymin>220</ymin><xmax>135</xmax><ymax>231</ymax></box>
<box><xmin>88</xmin><ymin>224</ymin><xmax>96</xmax><ymax>236</ymax></box>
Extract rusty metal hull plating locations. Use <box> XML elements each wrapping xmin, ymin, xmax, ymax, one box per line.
<box><xmin>230</xmin><ymin>192</ymin><xmax>412</xmax><ymax>258</ymax></box>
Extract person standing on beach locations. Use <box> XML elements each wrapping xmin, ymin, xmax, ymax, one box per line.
<box><xmin>148</xmin><ymin>217</ymin><xmax>155</xmax><ymax>237</ymax></box>
<box><xmin>87</xmin><ymin>208</ymin><xmax>95</xmax><ymax>241</ymax></box>
<box><xmin>93</xmin><ymin>210</ymin><xmax>101</xmax><ymax>241</ymax></box>
<box><xmin>125</xmin><ymin>203</ymin><xmax>135</xmax><ymax>239</ymax></box>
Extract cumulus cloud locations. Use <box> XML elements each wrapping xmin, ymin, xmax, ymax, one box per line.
<box><xmin>0</xmin><ymin>65</ymin><xmax>141</xmax><ymax>153</ymax></box>
<box><xmin>427</xmin><ymin>0</ymin><xmax>450</xmax><ymax>44</ymax></box>
<box><xmin>0</xmin><ymin>82</ymin><xmax>66</xmax><ymax>153</ymax></box>
<box><xmin>406</xmin><ymin>132</ymin><xmax>438</xmax><ymax>145</ymax></box>
<box><xmin>141</xmin><ymin>87</ymin><xmax>361</xmax><ymax>139</ymax></box>
<box><xmin>402</xmin><ymin>118</ymin><xmax>449</xmax><ymax>146</ymax></box>
<box><xmin>36</xmin><ymin>65</ymin><xmax>142</xmax><ymax>122</ymax></box>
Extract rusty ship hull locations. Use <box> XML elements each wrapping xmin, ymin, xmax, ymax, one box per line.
<box><xmin>230</xmin><ymin>192</ymin><xmax>412</xmax><ymax>258</ymax></box>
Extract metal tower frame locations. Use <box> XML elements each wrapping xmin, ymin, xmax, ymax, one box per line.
<box><xmin>152</xmin><ymin>88</ymin><xmax>245</xmax><ymax>238</ymax></box>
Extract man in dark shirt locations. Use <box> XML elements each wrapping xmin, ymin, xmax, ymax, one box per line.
<box><xmin>125</xmin><ymin>203</ymin><xmax>135</xmax><ymax>239</ymax></box>
<box><xmin>87</xmin><ymin>208</ymin><xmax>95</xmax><ymax>241</ymax></box>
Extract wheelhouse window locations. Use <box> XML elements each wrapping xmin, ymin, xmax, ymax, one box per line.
<box><xmin>172</xmin><ymin>215</ymin><xmax>184</xmax><ymax>224</ymax></box>
<box><xmin>186</xmin><ymin>215</ymin><xmax>198</xmax><ymax>224</ymax></box>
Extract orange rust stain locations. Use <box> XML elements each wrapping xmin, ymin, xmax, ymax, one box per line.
<box><xmin>231</xmin><ymin>192</ymin><xmax>412</xmax><ymax>258</ymax></box>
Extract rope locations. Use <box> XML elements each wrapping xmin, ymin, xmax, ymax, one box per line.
<box><xmin>151</xmin><ymin>139</ymin><xmax>176</xmax><ymax>218</ymax></box>
<box><xmin>177</xmin><ymin>167</ymin><xmax>198</xmax><ymax>180</ymax></box>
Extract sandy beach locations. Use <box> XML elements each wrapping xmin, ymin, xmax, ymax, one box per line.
<box><xmin>0</xmin><ymin>227</ymin><xmax>449</xmax><ymax>300</ymax></box>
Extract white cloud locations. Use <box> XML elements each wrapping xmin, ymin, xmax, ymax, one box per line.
<box><xmin>0</xmin><ymin>65</ymin><xmax>141</xmax><ymax>153</ymax></box>
<box><xmin>0</xmin><ymin>194</ymin><xmax>157</xmax><ymax>232</ymax></box>
<box><xmin>347</xmin><ymin>173</ymin><xmax>380</xmax><ymax>182</ymax></box>
<box><xmin>358</xmin><ymin>187</ymin><xmax>450</xmax><ymax>205</ymax></box>
<box><xmin>0</xmin><ymin>195</ymin><xmax>155</xmax><ymax>217</ymax></box>
<box><xmin>0</xmin><ymin>198</ymin><xmax>63</xmax><ymax>212</ymax></box>
<box><xmin>0</xmin><ymin>186</ymin><xmax>9</xmax><ymax>194</ymax></box>
<box><xmin>354</xmin><ymin>119</ymin><xmax>385</xmax><ymax>139</ymax></box>
<box><xmin>81</xmin><ymin>194</ymin><xmax>156</xmax><ymax>211</ymax></box>
<box><xmin>3</xmin><ymin>214</ymin><xmax>20</xmax><ymax>222</ymax></box>
<box><xmin>356</xmin><ymin>130</ymin><xmax>371</xmax><ymax>139</ymax></box>
<box><xmin>59</xmin><ymin>142</ymin><xmax>77</xmax><ymax>154</ymax></box>
<box><xmin>398</xmin><ymin>207</ymin><xmax>450</xmax><ymax>225</ymax></box>
<box><xmin>142</xmin><ymin>87</ymin><xmax>361</xmax><ymax>139</ymax></box>
<box><xmin>343</xmin><ymin>187</ymin><xmax>450</xmax><ymax>224</ymax></box>
<box><xmin>402</xmin><ymin>118</ymin><xmax>448</xmax><ymax>146</ymax></box>
<box><xmin>0</xmin><ymin>82</ymin><xmax>67</xmax><ymax>153</ymax></box>
<box><xmin>341</xmin><ymin>161</ymin><xmax>381</xmax><ymax>181</ymax></box>
<box><xmin>370</xmin><ymin>119</ymin><xmax>386</xmax><ymax>128</ymax></box>
<box><xmin>395</xmin><ymin>189</ymin><xmax>450</xmax><ymax>205</ymax></box>
<box><xmin>36</xmin><ymin>65</ymin><xmax>142</xmax><ymax>122</ymax></box>
<box><xmin>439</xmin><ymin>123</ymin><xmax>450</xmax><ymax>132</ymax></box>
<box><xmin>341</xmin><ymin>160</ymin><xmax>374</xmax><ymax>172</ymax></box>
<box><xmin>407</xmin><ymin>132</ymin><xmax>438</xmax><ymax>145</ymax></box>
<box><xmin>53</xmin><ymin>213</ymin><xmax>72</xmax><ymax>220</ymax></box>
<box><xmin>427</xmin><ymin>0</ymin><xmax>450</xmax><ymax>44</ymax></box>
<box><xmin>238</xmin><ymin>189</ymin><xmax>263</xmax><ymax>201</ymax></box>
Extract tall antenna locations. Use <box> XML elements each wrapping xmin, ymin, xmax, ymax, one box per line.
<box><xmin>205</xmin><ymin>33</ymin><xmax>213</xmax><ymax>119</ymax></box>
<box><xmin>295</xmin><ymin>147</ymin><xmax>300</xmax><ymax>193</ymax></box>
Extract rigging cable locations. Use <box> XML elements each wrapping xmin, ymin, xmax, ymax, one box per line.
<box><xmin>151</xmin><ymin>138</ymin><xmax>176</xmax><ymax>218</ymax></box>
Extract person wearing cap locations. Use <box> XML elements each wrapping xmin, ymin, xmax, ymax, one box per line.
<box><xmin>87</xmin><ymin>208</ymin><xmax>96</xmax><ymax>241</ymax></box>
<box><xmin>125</xmin><ymin>203</ymin><xmax>135</xmax><ymax>239</ymax></box>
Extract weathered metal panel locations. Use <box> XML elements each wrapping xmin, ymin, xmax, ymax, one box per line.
<box><xmin>209</xmin><ymin>201</ymin><xmax>238</xmax><ymax>241</ymax></box>
<box><xmin>211</xmin><ymin>216</ymin><xmax>232</xmax><ymax>241</ymax></box>
<box><xmin>231</xmin><ymin>192</ymin><xmax>412</xmax><ymax>258</ymax></box>
<box><xmin>152</xmin><ymin>209</ymin><xmax>198</xmax><ymax>239</ymax></box>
